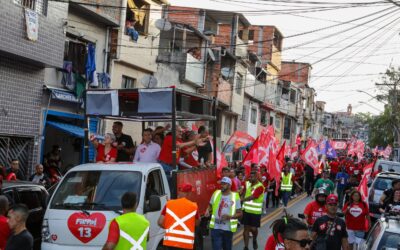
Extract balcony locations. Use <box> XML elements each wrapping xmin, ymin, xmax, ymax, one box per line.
<box><xmin>235</xmin><ymin>37</ymin><xmax>248</xmax><ymax>58</ymax></box>
<box><xmin>157</xmin><ymin>52</ymin><xmax>205</xmax><ymax>87</ymax></box>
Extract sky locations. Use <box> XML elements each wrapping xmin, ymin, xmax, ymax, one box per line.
<box><xmin>169</xmin><ymin>0</ymin><xmax>400</xmax><ymax>115</ymax></box>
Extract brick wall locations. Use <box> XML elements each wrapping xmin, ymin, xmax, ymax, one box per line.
<box><xmin>279</xmin><ymin>62</ymin><xmax>311</xmax><ymax>84</ymax></box>
<box><xmin>214</xmin><ymin>24</ymin><xmax>232</xmax><ymax>46</ymax></box>
<box><xmin>0</xmin><ymin>55</ymin><xmax>44</xmax><ymax>175</ymax></box>
<box><xmin>248</xmin><ymin>26</ymin><xmax>276</xmax><ymax>63</ymax></box>
<box><xmin>0</xmin><ymin>1</ymin><xmax>67</xmax><ymax>67</ymax></box>
<box><xmin>80</xmin><ymin>0</ymin><xmax>122</xmax><ymax>22</ymax></box>
<box><xmin>167</xmin><ymin>6</ymin><xmax>200</xmax><ymax>28</ymax></box>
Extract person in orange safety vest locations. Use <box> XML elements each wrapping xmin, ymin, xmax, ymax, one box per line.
<box><xmin>158</xmin><ymin>183</ymin><xmax>200</xmax><ymax>249</ymax></box>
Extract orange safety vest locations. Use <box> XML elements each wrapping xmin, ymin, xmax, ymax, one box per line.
<box><xmin>163</xmin><ymin>197</ymin><xmax>198</xmax><ymax>249</ymax></box>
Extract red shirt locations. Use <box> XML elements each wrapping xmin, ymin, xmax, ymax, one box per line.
<box><xmin>265</xmin><ymin>234</ymin><xmax>284</xmax><ymax>250</ymax></box>
<box><xmin>343</xmin><ymin>202</ymin><xmax>369</xmax><ymax>231</ymax></box>
<box><xmin>304</xmin><ymin>201</ymin><xmax>327</xmax><ymax>226</ymax></box>
<box><xmin>330</xmin><ymin>161</ymin><xmax>339</xmax><ymax>174</ymax></box>
<box><xmin>158</xmin><ymin>135</ymin><xmax>182</xmax><ymax>165</ymax></box>
<box><xmin>244</xmin><ymin>183</ymin><xmax>264</xmax><ymax>199</ymax></box>
<box><xmin>96</xmin><ymin>144</ymin><xmax>117</xmax><ymax>162</ymax></box>
<box><xmin>0</xmin><ymin>215</ymin><xmax>10</xmax><ymax>250</ymax></box>
<box><xmin>181</xmin><ymin>147</ymin><xmax>200</xmax><ymax>168</ymax></box>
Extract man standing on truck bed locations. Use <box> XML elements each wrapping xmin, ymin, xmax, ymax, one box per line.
<box><xmin>112</xmin><ymin>121</ymin><xmax>135</xmax><ymax>162</ymax></box>
<box><xmin>158</xmin><ymin>183</ymin><xmax>200</xmax><ymax>249</ymax></box>
<box><xmin>103</xmin><ymin>192</ymin><xmax>150</xmax><ymax>250</ymax></box>
<box><xmin>158</xmin><ymin>126</ymin><xmax>208</xmax><ymax>178</ymax></box>
<box><xmin>134</xmin><ymin>128</ymin><xmax>161</xmax><ymax>163</ymax></box>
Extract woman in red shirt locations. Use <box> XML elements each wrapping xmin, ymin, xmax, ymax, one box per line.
<box><xmin>343</xmin><ymin>190</ymin><xmax>371</xmax><ymax>249</ymax></box>
<box><xmin>91</xmin><ymin>133</ymin><xmax>117</xmax><ymax>163</ymax></box>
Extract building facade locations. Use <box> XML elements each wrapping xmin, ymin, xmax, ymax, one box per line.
<box><xmin>0</xmin><ymin>0</ymin><xmax>68</xmax><ymax>176</ymax></box>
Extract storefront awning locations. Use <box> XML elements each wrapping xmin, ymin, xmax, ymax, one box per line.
<box><xmin>46</xmin><ymin>121</ymin><xmax>84</xmax><ymax>138</ymax></box>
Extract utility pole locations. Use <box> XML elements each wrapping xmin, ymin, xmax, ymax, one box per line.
<box><xmin>376</xmin><ymin>79</ymin><xmax>400</xmax><ymax>149</ymax></box>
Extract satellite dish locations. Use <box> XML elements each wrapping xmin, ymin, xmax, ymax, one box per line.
<box><xmin>155</xmin><ymin>19</ymin><xmax>172</xmax><ymax>31</ymax></box>
<box><xmin>140</xmin><ymin>75</ymin><xmax>158</xmax><ymax>88</ymax></box>
<box><xmin>221</xmin><ymin>67</ymin><xmax>234</xmax><ymax>80</ymax></box>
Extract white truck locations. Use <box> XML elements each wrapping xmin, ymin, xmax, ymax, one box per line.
<box><xmin>41</xmin><ymin>87</ymin><xmax>219</xmax><ymax>249</ymax></box>
<box><xmin>41</xmin><ymin>163</ymin><xmax>169</xmax><ymax>250</ymax></box>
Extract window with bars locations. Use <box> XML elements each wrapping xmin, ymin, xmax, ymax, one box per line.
<box><xmin>14</xmin><ymin>0</ymin><xmax>47</xmax><ymax>15</ymax></box>
<box><xmin>250</xmin><ymin>107</ymin><xmax>257</xmax><ymax>124</ymax></box>
<box><xmin>224</xmin><ymin>116</ymin><xmax>232</xmax><ymax>135</ymax></box>
<box><xmin>122</xmin><ymin>75</ymin><xmax>136</xmax><ymax>89</ymax></box>
<box><xmin>236</xmin><ymin>74</ymin><xmax>243</xmax><ymax>95</ymax></box>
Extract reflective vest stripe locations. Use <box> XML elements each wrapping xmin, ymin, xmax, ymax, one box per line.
<box><xmin>209</xmin><ymin>190</ymin><xmax>239</xmax><ymax>232</ymax></box>
<box><xmin>165</xmin><ymin>208</ymin><xmax>196</xmax><ymax>237</ymax></box>
<box><xmin>165</xmin><ymin>229</ymin><xmax>194</xmax><ymax>237</ymax></box>
<box><xmin>164</xmin><ymin>236</ymin><xmax>194</xmax><ymax>244</ymax></box>
<box><xmin>281</xmin><ymin>173</ymin><xmax>293</xmax><ymax>191</ymax></box>
<box><xmin>243</xmin><ymin>181</ymin><xmax>264</xmax><ymax>214</ymax></box>
<box><xmin>120</xmin><ymin>226</ymin><xmax>149</xmax><ymax>250</ymax></box>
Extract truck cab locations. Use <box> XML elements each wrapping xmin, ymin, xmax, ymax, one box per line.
<box><xmin>41</xmin><ymin>163</ymin><xmax>169</xmax><ymax>250</ymax></box>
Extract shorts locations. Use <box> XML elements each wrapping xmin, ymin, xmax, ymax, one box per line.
<box><xmin>242</xmin><ymin>211</ymin><xmax>261</xmax><ymax>228</ymax></box>
<box><xmin>347</xmin><ymin>230</ymin><xmax>365</xmax><ymax>244</ymax></box>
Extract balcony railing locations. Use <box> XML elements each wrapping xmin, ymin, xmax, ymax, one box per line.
<box><xmin>157</xmin><ymin>52</ymin><xmax>205</xmax><ymax>87</ymax></box>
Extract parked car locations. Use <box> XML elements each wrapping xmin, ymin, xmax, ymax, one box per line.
<box><xmin>2</xmin><ymin>181</ymin><xmax>49</xmax><ymax>250</ymax></box>
<box><xmin>360</xmin><ymin>215</ymin><xmax>400</xmax><ymax>250</ymax></box>
<box><xmin>368</xmin><ymin>172</ymin><xmax>400</xmax><ymax>219</ymax></box>
<box><xmin>373</xmin><ymin>159</ymin><xmax>400</xmax><ymax>173</ymax></box>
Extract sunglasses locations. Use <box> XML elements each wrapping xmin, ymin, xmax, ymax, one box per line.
<box><xmin>288</xmin><ymin>238</ymin><xmax>313</xmax><ymax>247</ymax></box>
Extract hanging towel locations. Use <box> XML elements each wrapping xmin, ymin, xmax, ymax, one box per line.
<box><xmin>74</xmin><ymin>73</ymin><xmax>86</xmax><ymax>99</ymax></box>
<box><xmin>61</xmin><ymin>61</ymin><xmax>75</xmax><ymax>91</ymax></box>
<box><xmin>85</xmin><ymin>43</ymin><xmax>96</xmax><ymax>83</ymax></box>
<box><xmin>98</xmin><ymin>73</ymin><xmax>111</xmax><ymax>89</ymax></box>
<box><xmin>127</xmin><ymin>27</ymin><xmax>139</xmax><ymax>42</ymax></box>
<box><xmin>90</xmin><ymin>70</ymin><xmax>99</xmax><ymax>87</ymax></box>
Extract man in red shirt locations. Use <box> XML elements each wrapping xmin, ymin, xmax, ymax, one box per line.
<box><xmin>0</xmin><ymin>195</ymin><xmax>10</xmax><ymax>250</ymax></box>
<box><xmin>158</xmin><ymin>126</ymin><xmax>206</xmax><ymax>178</ymax></box>
<box><xmin>371</xmin><ymin>165</ymin><xmax>383</xmax><ymax>179</ymax></box>
<box><xmin>303</xmin><ymin>189</ymin><xmax>327</xmax><ymax>229</ymax></box>
<box><xmin>329</xmin><ymin>158</ymin><xmax>339</xmax><ymax>182</ymax></box>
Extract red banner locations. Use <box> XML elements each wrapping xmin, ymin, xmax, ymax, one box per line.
<box><xmin>177</xmin><ymin>168</ymin><xmax>218</xmax><ymax>216</ymax></box>
<box><xmin>223</xmin><ymin>131</ymin><xmax>255</xmax><ymax>153</ymax></box>
<box><xmin>331</xmin><ymin>141</ymin><xmax>347</xmax><ymax>150</ymax></box>
<box><xmin>357</xmin><ymin>161</ymin><xmax>374</xmax><ymax>205</ymax></box>
<box><xmin>301</xmin><ymin>142</ymin><xmax>319</xmax><ymax>175</ymax></box>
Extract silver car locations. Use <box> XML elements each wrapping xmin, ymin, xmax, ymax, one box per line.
<box><xmin>369</xmin><ymin>172</ymin><xmax>400</xmax><ymax>219</ymax></box>
<box><xmin>374</xmin><ymin>160</ymin><xmax>400</xmax><ymax>173</ymax></box>
<box><xmin>360</xmin><ymin>216</ymin><xmax>400</xmax><ymax>250</ymax></box>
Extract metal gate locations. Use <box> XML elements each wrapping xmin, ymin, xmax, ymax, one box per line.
<box><xmin>0</xmin><ymin>136</ymin><xmax>32</xmax><ymax>177</ymax></box>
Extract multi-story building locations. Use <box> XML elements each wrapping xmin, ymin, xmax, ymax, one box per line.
<box><xmin>42</xmin><ymin>1</ymin><xmax>121</xmax><ymax>169</ymax></box>
<box><xmin>0</xmin><ymin>0</ymin><xmax>67</xmax><ymax>175</ymax></box>
<box><xmin>322</xmin><ymin>112</ymin><xmax>337</xmax><ymax>138</ymax></box>
<box><xmin>158</xmin><ymin>6</ymin><xmax>251</xmax><ymax>150</ymax></box>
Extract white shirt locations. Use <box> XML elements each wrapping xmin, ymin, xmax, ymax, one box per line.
<box><xmin>133</xmin><ymin>141</ymin><xmax>161</xmax><ymax>163</ymax></box>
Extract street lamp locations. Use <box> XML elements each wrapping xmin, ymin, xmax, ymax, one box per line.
<box><xmin>356</xmin><ymin>90</ymin><xmax>387</xmax><ymax>104</ymax></box>
<box><xmin>358</xmin><ymin>101</ymin><xmax>383</xmax><ymax>113</ymax></box>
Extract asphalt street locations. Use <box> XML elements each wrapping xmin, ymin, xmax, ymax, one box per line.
<box><xmin>203</xmin><ymin>193</ymin><xmax>312</xmax><ymax>250</ymax></box>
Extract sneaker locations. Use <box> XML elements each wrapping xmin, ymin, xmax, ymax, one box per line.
<box><xmin>253</xmin><ymin>239</ymin><xmax>258</xmax><ymax>249</ymax></box>
<box><xmin>244</xmin><ymin>247</ymin><xmax>249</xmax><ymax>250</ymax></box>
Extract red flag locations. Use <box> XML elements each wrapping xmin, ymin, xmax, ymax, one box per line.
<box><xmin>223</xmin><ymin>131</ymin><xmax>255</xmax><ymax>153</ymax></box>
<box><xmin>191</xmin><ymin>123</ymin><xmax>198</xmax><ymax>132</ymax></box>
<box><xmin>296</xmin><ymin>134</ymin><xmax>301</xmax><ymax>146</ymax></box>
<box><xmin>290</xmin><ymin>146</ymin><xmax>299</xmax><ymax>160</ymax></box>
<box><xmin>242</xmin><ymin>138</ymin><xmax>259</xmax><ymax>176</ymax></box>
<box><xmin>284</xmin><ymin>142</ymin><xmax>291</xmax><ymax>157</ymax></box>
<box><xmin>301</xmin><ymin>142</ymin><xmax>319</xmax><ymax>175</ymax></box>
<box><xmin>357</xmin><ymin>161</ymin><xmax>374</xmax><ymax>205</ymax></box>
<box><xmin>216</xmin><ymin>149</ymin><xmax>228</xmax><ymax>179</ymax></box>
<box><xmin>241</xmin><ymin>149</ymin><xmax>247</xmax><ymax>159</ymax></box>
<box><xmin>383</xmin><ymin>145</ymin><xmax>392</xmax><ymax>159</ymax></box>
<box><xmin>331</xmin><ymin>140</ymin><xmax>347</xmax><ymax>150</ymax></box>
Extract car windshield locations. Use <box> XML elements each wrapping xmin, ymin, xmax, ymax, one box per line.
<box><xmin>380</xmin><ymin>163</ymin><xmax>400</xmax><ymax>172</ymax></box>
<box><xmin>50</xmin><ymin>171</ymin><xmax>141</xmax><ymax>210</ymax></box>
<box><xmin>373</xmin><ymin>178</ymin><xmax>393</xmax><ymax>191</ymax></box>
<box><xmin>377</xmin><ymin>232</ymin><xmax>400</xmax><ymax>250</ymax></box>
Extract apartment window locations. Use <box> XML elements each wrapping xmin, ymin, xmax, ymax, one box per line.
<box><xmin>236</xmin><ymin>74</ymin><xmax>243</xmax><ymax>95</ymax></box>
<box><xmin>224</xmin><ymin>116</ymin><xmax>232</xmax><ymax>135</ymax></box>
<box><xmin>250</xmin><ymin>107</ymin><xmax>257</xmax><ymax>125</ymax></box>
<box><xmin>126</xmin><ymin>0</ymin><xmax>150</xmax><ymax>34</ymax></box>
<box><xmin>275</xmin><ymin>117</ymin><xmax>281</xmax><ymax>130</ymax></box>
<box><xmin>269</xmin><ymin>116</ymin><xmax>274</xmax><ymax>126</ymax></box>
<box><xmin>14</xmin><ymin>0</ymin><xmax>47</xmax><ymax>15</ymax></box>
<box><xmin>248</xmin><ymin>30</ymin><xmax>255</xmax><ymax>41</ymax></box>
<box><xmin>260</xmin><ymin>110</ymin><xmax>267</xmax><ymax>125</ymax></box>
<box><xmin>290</xmin><ymin>89</ymin><xmax>296</xmax><ymax>104</ymax></box>
<box><xmin>283</xmin><ymin>117</ymin><xmax>292</xmax><ymax>140</ymax></box>
<box><xmin>122</xmin><ymin>75</ymin><xmax>136</xmax><ymax>89</ymax></box>
<box><xmin>241</xmin><ymin>105</ymin><xmax>248</xmax><ymax>121</ymax></box>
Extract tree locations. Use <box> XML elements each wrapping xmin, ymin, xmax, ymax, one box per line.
<box><xmin>367</xmin><ymin>109</ymin><xmax>394</xmax><ymax>147</ymax></box>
